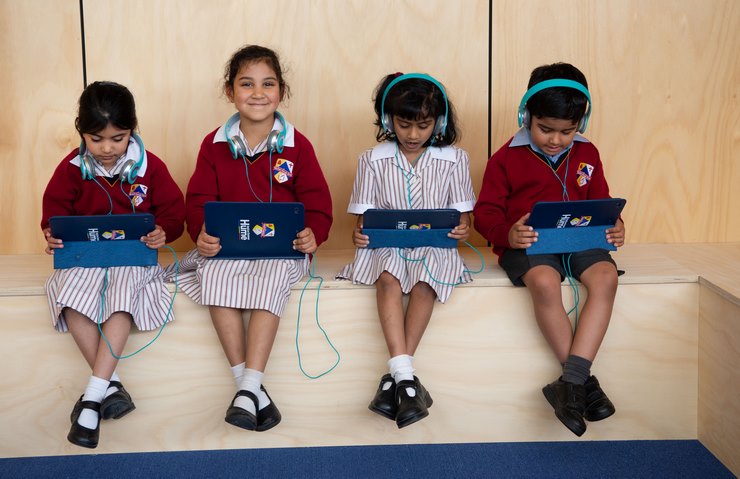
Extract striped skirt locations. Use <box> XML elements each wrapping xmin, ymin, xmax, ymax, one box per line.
<box><xmin>169</xmin><ymin>249</ymin><xmax>309</xmax><ymax>317</ymax></box>
<box><xmin>45</xmin><ymin>265</ymin><xmax>174</xmax><ymax>332</ymax></box>
<box><xmin>336</xmin><ymin>246</ymin><xmax>471</xmax><ymax>303</ymax></box>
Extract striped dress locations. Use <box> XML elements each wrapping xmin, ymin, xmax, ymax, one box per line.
<box><xmin>171</xmin><ymin>116</ymin><xmax>332</xmax><ymax>317</ymax></box>
<box><xmin>337</xmin><ymin>142</ymin><xmax>476</xmax><ymax>303</ymax></box>
<box><xmin>41</xmin><ymin>140</ymin><xmax>186</xmax><ymax>332</ymax></box>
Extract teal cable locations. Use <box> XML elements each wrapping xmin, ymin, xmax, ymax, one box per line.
<box><xmin>97</xmin><ymin>245</ymin><xmax>179</xmax><ymax>359</ymax></box>
<box><xmin>295</xmin><ymin>255</ymin><xmax>340</xmax><ymax>379</ymax></box>
<box><xmin>395</xmin><ymin>240</ymin><xmax>485</xmax><ymax>287</ymax></box>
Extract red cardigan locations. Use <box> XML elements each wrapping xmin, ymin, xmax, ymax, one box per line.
<box><xmin>185</xmin><ymin>127</ymin><xmax>333</xmax><ymax>244</ymax></box>
<box><xmin>473</xmin><ymin>138</ymin><xmax>614</xmax><ymax>260</ymax></box>
<box><xmin>41</xmin><ymin>149</ymin><xmax>185</xmax><ymax>243</ymax></box>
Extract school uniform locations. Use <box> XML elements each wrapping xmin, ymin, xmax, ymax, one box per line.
<box><xmin>474</xmin><ymin>128</ymin><xmax>613</xmax><ymax>262</ymax></box>
<box><xmin>337</xmin><ymin>142</ymin><xmax>475</xmax><ymax>302</ymax></box>
<box><xmin>175</xmin><ymin>116</ymin><xmax>332</xmax><ymax>316</ymax></box>
<box><xmin>41</xmin><ymin>138</ymin><xmax>185</xmax><ymax>332</ymax></box>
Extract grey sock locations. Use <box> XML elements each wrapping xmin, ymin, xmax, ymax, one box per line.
<box><xmin>562</xmin><ymin>355</ymin><xmax>592</xmax><ymax>385</ymax></box>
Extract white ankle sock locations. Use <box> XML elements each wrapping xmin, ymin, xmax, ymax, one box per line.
<box><xmin>104</xmin><ymin>371</ymin><xmax>121</xmax><ymax>398</ymax></box>
<box><xmin>79</xmin><ymin>376</ymin><xmax>109</xmax><ymax>429</ymax></box>
<box><xmin>235</xmin><ymin>368</ymin><xmax>271</xmax><ymax>414</ymax></box>
<box><xmin>230</xmin><ymin>362</ymin><xmax>246</xmax><ymax>387</ymax></box>
<box><xmin>388</xmin><ymin>355</ymin><xmax>416</xmax><ymax>397</ymax></box>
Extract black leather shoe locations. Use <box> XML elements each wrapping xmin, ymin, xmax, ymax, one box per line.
<box><xmin>256</xmin><ymin>386</ymin><xmax>281</xmax><ymax>432</ymax></box>
<box><xmin>395</xmin><ymin>377</ymin><xmax>433</xmax><ymax>429</ymax></box>
<box><xmin>101</xmin><ymin>381</ymin><xmax>136</xmax><ymax>420</ymax></box>
<box><xmin>584</xmin><ymin>375</ymin><xmax>616</xmax><ymax>422</ymax></box>
<box><xmin>67</xmin><ymin>400</ymin><xmax>101</xmax><ymax>449</ymax></box>
<box><xmin>542</xmin><ymin>378</ymin><xmax>587</xmax><ymax>437</ymax></box>
<box><xmin>70</xmin><ymin>395</ymin><xmax>84</xmax><ymax>424</ymax></box>
<box><xmin>368</xmin><ymin>374</ymin><xmax>397</xmax><ymax>420</ymax></box>
<box><xmin>225</xmin><ymin>390</ymin><xmax>258</xmax><ymax>431</ymax></box>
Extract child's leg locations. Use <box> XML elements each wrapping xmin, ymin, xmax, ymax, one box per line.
<box><xmin>570</xmin><ymin>262</ymin><xmax>618</xmax><ymax>361</ymax></box>
<box><xmin>67</xmin><ymin>311</ymin><xmax>132</xmax><ymax>447</ymax></box>
<box><xmin>375</xmin><ymin>272</ymin><xmax>407</xmax><ymax>357</ymax></box>
<box><xmin>404</xmin><ymin>281</ymin><xmax>436</xmax><ymax>356</ymax></box>
<box><xmin>223</xmin><ymin>308</ymin><xmax>281</xmax><ymax>431</ymax></box>
<box><xmin>208</xmin><ymin>305</ymin><xmax>247</xmax><ymax>366</ymax></box>
<box><xmin>522</xmin><ymin>265</ymin><xmax>573</xmax><ymax>363</ymax></box>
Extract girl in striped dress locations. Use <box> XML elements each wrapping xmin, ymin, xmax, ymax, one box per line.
<box><xmin>176</xmin><ymin>45</ymin><xmax>332</xmax><ymax>432</ymax></box>
<box><xmin>337</xmin><ymin>73</ymin><xmax>475</xmax><ymax>428</ymax></box>
<box><xmin>41</xmin><ymin>81</ymin><xmax>186</xmax><ymax>448</ymax></box>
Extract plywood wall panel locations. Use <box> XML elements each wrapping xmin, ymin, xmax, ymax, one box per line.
<box><xmin>491</xmin><ymin>0</ymin><xmax>740</xmax><ymax>243</ymax></box>
<box><xmin>0</xmin><ymin>0</ymin><xmax>82</xmax><ymax>254</ymax></box>
<box><xmin>83</xmin><ymin>0</ymin><xmax>490</xmax><ymax>251</ymax></box>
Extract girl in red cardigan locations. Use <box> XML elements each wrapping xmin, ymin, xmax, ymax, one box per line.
<box><xmin>474</xmin><ymin>63</ymin><xmax>625</xmax><ymax>437</ymax></box>
<box><xmin>41</xmin><ymin>81</ymin><xmax>185</xmax><ymax>448</ymax></box>
<box><xmin>176</xmin><ymin>45</ymin><xmax>332</xmax><ymax>432</ymax></box>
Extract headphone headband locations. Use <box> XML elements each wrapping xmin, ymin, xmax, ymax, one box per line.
<box><xmin>517</xmin><ymin>78</ymin><xmax>592</xmax><ymax>133</ymax></box>
<box><xmin>380</xmin><ymin>73</ymin><xmax>449</xmax><ymax>137</ymax></box>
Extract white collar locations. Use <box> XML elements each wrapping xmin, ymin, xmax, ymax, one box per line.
<box><xmin>369</xmin><ymin>141</ymin><xmax>457</xmax><ymax>163</ymax></box>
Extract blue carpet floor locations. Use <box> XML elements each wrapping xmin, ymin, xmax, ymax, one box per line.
<box><xmin>1</xmin><ymin>440</ymin><xmax>734</xmax><ymax>479</ymax></box>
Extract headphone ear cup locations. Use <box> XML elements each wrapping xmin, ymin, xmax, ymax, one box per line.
<box><xmin>267</xmin><ymin>129</ymin><xmax>285</xmax><ymax>154</ymax></box>
<box><xmin>229</xmin><ymin>136</ymin><xmax>247</xmax><ymax>159</ymax></box>
<box><xmin>382</xmin><ymin>113</ymin><xmax>394</xmax><ymax>134</ymax></box>
<box><xmin>119</xmin><ymin>159</ymin><xmax>138</xmax><ymax>184</ymax></box>
<box><xmin>434</xmin><ymin>115</ymin><xmax>447</xmax><ymax>137</ymax></box>
<box><xmin>520</xmin><ymin>108</ymin><xmax>531</xmax><ymax>128</ymax></box>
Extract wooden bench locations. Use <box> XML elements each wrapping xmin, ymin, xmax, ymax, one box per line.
<box><xmin>0</xmin><ymin>244</ymin><xmax>738</xmax><ymax>475</ymax></box>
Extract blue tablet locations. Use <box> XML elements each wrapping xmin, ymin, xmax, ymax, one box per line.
<box><xmin>205</xmin><ymin>201</ymin><xmax>305</xmax><ymax>260</ymax></box>
<box><xmin>362</xmin><ymin>208</ymin><xmax>460</xmax><ymax>249</ymax></box>
<box><xmin>525</xmin><ymin>198</ymin><xmax>626</xmax><ymax>255</ymax></box>
<box><xmin>49</xmin><ymin>213</ymin><xmax>158</xmax><ymax>269</ymax></box>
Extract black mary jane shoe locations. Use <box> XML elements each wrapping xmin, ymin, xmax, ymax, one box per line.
<box><xmin>67</xmin><ymin>400</ymin><xmax>101</xmax><ymax>449</ymax></box>
<box><xmin>395</xmin><ymin>377</ymin><xmax>433</xmax><ymax>429</ymax></box>
<box><xmin>584</xmin><ymin>375</ymin><xmax>616</xmax><ymax>422</ymax></box>
<box><xmin>225</xmin><ymin>390</ymin><xmax>258</xmax><ymax>431</ymax></box>
<box><xmin>256</xmin><ymin>386</ymin><xmax>282</xmax><ymax>432</ymax></box>
<box><xmin>70</xmin><ymin>395</ymin><xmax>84</xmax><ymax>424</ymax></box>
<box><xmin>101</xmin><ymin>381</ymin><xmax>136</xmax><ymax>420</ymax></box>
<box><xmin>368</xmin><ymin>374</ymin><xmax>397</xmax><ymax>421</ymax></box>
<box><xmin>542</xmin><ymin>377</ymin><xmax>587</xmax><ymax>437</ymax></box>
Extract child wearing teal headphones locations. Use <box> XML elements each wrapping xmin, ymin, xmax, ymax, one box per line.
<box><xmin>174</xmin><ymin>45</ymin><xmax>333</xmax><ymax>433</ymax></box>
<box><xmin>474</xmin><ymin>63</ymin><xmax>625</xmax><ymax>437</ymax></box>
<box><xmin>41</xmin><ymin>81</ymin><xmax>185</xmax><ymax>449</ymax></box>
<box><xmin>338</xmin><ymin>72</ymin><xmax>476</xmax><ymax>429</ymax></box>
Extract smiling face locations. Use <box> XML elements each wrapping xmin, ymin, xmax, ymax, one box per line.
<box><xmin>392</xmin><ymin>115</ymin><xmax>435</xmax><ymax>160</ymax></box>
<box><xmin>528</xmin><ymin>116</ymin><xmax>579</xmax><ymax>157</ymax></box>
<box><xmin>81</xmin><ymin>123</ymin><xmax>131</xmax><ymax>169</ymax></box>
<box><xmin>226</xmin><ymin>60</ymin><xmax>281</xmax><ymax>130</ymax></box>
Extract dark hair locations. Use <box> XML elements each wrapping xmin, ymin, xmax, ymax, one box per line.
<box><xmin>223</xmin><ymin>45</ymin><xmax>290</xmax><ymax>101</ymax></box>
<box><xmin>372</xmin><ymin>73</ymin><xmax>459</xmax><ymax>147</ymax></box>
<box><xmin>75</xmin><ymin>81</ymin><xmax>137</xmax><ymax>136</ymax></box>
<box><xmin>525</xmin><ymin>62</ymin><xmax>589</xmax><ymax>124</ymax></box>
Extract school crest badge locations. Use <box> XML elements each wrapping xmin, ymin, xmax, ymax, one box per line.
<box><xmin>273</xmin><ymin>159</ymin><xmax>294</xmax><ymax>184</ymax></box>
<box><xmin>128</xmin><ymin>184</ymin><xmax>148</xmax><ymax>207</ymax></box>
<box><xmin>576</xmin><ymin>163</ymin><xmax>594</xmax><ymax>187</ymax></box>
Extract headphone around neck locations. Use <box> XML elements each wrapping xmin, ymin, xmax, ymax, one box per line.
<box><xmin>380</xmin><ymin>73</ymin><xmax>449</xmax><ymax>138</ymax></box>
<box><xmin>79</xmin><ymin>133</ymin><xmax>145</xmax><ymax>184</ymax></box>
<box><xmin>225</xmin><ymin>111</ymin><xmax>288</xmax><ymax>159</ymax></box>
<box><xmin>517</xmin><ymin>78</ymin><xmax>592</xmax><ymax>133</ymax></box>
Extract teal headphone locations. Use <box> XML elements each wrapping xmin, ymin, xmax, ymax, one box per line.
<box><xmin>517</xmin><ymin>79</ymin><xmax>592</xmax><ymax>133</ymax></box>
<box><xmin>225</xmin><ymin>111</ymin><xmax>288</xmax><ymax>158</ymax></box>
<box><xmin>380</xmin><ymin>73</ymin><xmax>449</xmax><ymax>138</ymax></box>
<box><xmin>79</xmin><ymin>133</ymin><xmax>145</xmax><ymax>184</ymax></box>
